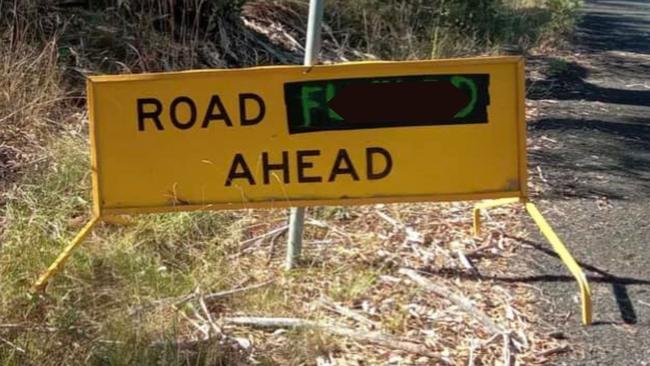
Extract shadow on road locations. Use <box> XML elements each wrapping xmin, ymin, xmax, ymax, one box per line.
<box><xmin>526</xmin><ymin>0</ymin><xmax>650</xmax><ymax>107</ymax></box>
<box><xmin>528</xmin><ymin>58</ymin><xmax>650</xmax><ymax>108</ymax></box>
<box><xmin>527</xmin><ymin>117</ymin><xmax>650</xmax><ymax>200</ymax></box>
<box><xmin>419</xmin><ymin>235</ymin><xmax>650</xmax><ymax>325</ymax></box>
<box><xmin>514</xmin><ymin>0</ymin><xmax>650</xmax><ymax>362</ymax></box>
<box><xmin>577</xmin><ymin>0</ymin><xmax>650</xmax><ymax>54</ymax></box>
<box><xmin>505</xmin><ymin>235</ymin><xmax>647</xmax><ymax>325</ymax></box>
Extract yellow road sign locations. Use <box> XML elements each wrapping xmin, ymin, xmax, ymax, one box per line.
<box><xmin>87</xmin><ymin>56</ymin><xmax>527</xmax><ymax>216</ymax></box>
<box><xmin>38</xmin><ymin>57</ymin><xmax>594</xmax><ymax>327</ymax></box>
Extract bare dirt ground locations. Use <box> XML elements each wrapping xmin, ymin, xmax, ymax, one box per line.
<box><xmin>521</xmin><ymin>0</ymin><xmax>650</xmax><ymax>364</ymax></box>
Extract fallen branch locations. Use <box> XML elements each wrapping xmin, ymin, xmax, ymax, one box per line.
<box><xmin>317</xmin><ymin>297</ymin><xmax>380</xmax><ymax>329</ymax></box>
<box><xmin>400</xmin><ymin>268</ymin><xmax>526</xmax><ymax>364</ymax></box>
<box><xmin>129</xmin><ymin>280</ymin><xmax>274</xmax><ymax>316</ymax></box>
<box><xmin>465</xmin><ymin>241</ymin><xmax>497</xmax><ymax>258</ymax></box>
<box><xmin>0</xmin><ymin>323</ymin><xmax>57</xmax><ymax>333</ymax></box>
<box><xmin>266</xmin><ymin>227</ymin><xmax>285</xmax><ymax>266</ymax></box>
<box><xmin>399</xmin><ymin>268</ymin><xmax>505</xmax><ymax>335</ymax></box>
<box><xmin>239</xmin><ymin>225</ymin><xmax>289</xmax><ymax>252</ymax></box>
<box><xmin>0</xmin><ymin>335</ymin><xmax>25</xmax><ymax>354</ymax></box>
<box><xmin>199</xmin><ymin>294</ymin><xmax>221</xmax><ymax>336</ymax></box>
<box><xmin>535</xmin><ymin>344</ymin><xmax>570</xmax><ymax>357</ymax></box>
<box><xmin>222</xmin><ymin>316</ymin><xmax>450</xmax><ymax>363</ymax></box>
<box><xmin>376</xmin><ymin>210</ymin><xmax>402</xmax><ymax>228</ymax></box>
<box><xmin>456</xmin><ymin>249</ymin><xmax>478</xmax><ymax>274</ymax></box>
<box><xmin>181</xmin><ymin>280</ymin><xmax>275</xmax><ymax>306</ymax></box>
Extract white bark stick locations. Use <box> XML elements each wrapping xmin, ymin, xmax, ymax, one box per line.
<box><xmin>222</xmin><ymin>316</ymin><xmax>449</xmax><ymax>363</ymax></box>
<box><xmin>399</xmin><ymin>268</ymin><xmax>506</xmax><ymax>335</ymax></box>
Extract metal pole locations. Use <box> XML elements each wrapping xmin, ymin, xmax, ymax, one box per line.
<box><xmin>286</xmin><ymin>0</ymin><xmax>325</xmax><ymax>270</ymax></box>
<box><xmin>303</xmin><ymin>0</ymin><xmax>325</xmax><ymax>67</ymax></box>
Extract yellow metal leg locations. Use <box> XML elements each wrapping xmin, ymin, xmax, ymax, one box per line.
<box><xmin>525</xmin><ymin>203</ymin><xmax>592</xmax><ymax>325</ymax></box>
<box><xmin>472</xmin><ymin>207</ymin><xmax>481</xmax><ymax>236</ymax></box>
<box><xmin>472</xmin><ymin>197</ymin><xmax>521</xmax><ymax>236</ymax></box>
<box><xmin>31</xmin><ymin>216</ymin><xmax>100</xmax><ymax>292</ymax></box>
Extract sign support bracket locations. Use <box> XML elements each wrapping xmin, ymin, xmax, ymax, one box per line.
<box><xmin>472</xmin><ymin>198</ymin><xmax>592</xmax><ymax>325</ymax></box>
<box><xmin>33</xmin><ymin>198</ymin><xmax>595</xmax><ymax>328</ymax></box>
<box><xmin>31</xmin><ymin>215</ymin><xmax>101</xmax><ymax>292</ymax></box>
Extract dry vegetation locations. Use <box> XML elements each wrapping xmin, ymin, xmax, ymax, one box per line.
<box><xmin>1</xmin><ymin>0</ymin><xmax>581</xmax><ymax>364</ymax></box>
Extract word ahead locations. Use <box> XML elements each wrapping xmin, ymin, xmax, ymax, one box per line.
<box><xmin>225</xmin><ymin>147</ymin><xmax>392</xmax><ymax>186</ymax></box>
<box><xmin>86</xmin><ymin>57</ymin><xmax>526</xmax><ymax>215</ymax></box>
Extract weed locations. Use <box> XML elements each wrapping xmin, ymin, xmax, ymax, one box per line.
<box><xmin>548</xmin><ymin>57</ymin><xmax>571</xmax><ymax>76</ymax></box>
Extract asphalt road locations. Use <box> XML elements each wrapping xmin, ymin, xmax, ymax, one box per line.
<box><xmin>522</xmin><ymin>0</ymin><xmax>650</xmax><ymax>364</ymax></box>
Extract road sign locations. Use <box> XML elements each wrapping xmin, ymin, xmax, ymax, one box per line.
<box><xmin>86</xmin><ymin>56</ymin><xmax>527</xmax><ymax>216</ymax></box>
<box><xmin>38</xmin><ymin>57</ymin><xmax>595</xmax><ymax>328</ymax></box>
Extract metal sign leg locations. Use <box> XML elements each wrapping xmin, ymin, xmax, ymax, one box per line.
<box><xmin>525</xmin><ymin>202</ymin><xmax>592</xmax><ymax>325</ymax></box>
<box><xmin>32</xmin><ymin>216</ymin><xmax>101</xmax><ymax>292</ymax></box>
<box><xmin>472</xmin><ymin>197</ymin><xmax>520</xmax><ymax>236</ymax></box>
<box><xmin>472</xmin><ymin>198</ymin><xmax>593</xmax><ymax>325</ymax></box>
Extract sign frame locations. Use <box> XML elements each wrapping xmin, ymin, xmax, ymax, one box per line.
<box><xmin>85</xmin><ymin>56</ymin><xmax>529</xmax><ymax>217</ymax></box>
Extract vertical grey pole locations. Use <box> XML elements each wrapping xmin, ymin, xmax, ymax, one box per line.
<box><xmin>286</xmin><ymin>0</ymin><xmax>325</xmax><ymax>270</ymax></box>
<box><xmin>286</xmin><ymin>206</ymin><xmax>305</xmax><ymax>269</ymax></box>
<box><xmin>302</xmin><ymin>0</ymin><xmax>325</xmax><ymax>67</ymax></box>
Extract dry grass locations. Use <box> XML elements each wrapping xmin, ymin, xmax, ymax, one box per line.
<box><xmin>255</xmin><ymin>0</ymin><xmax>577</xmax><ymax>61</ymax></box>
<box><xmin>0</xmin><ymin>136</ymin><xmax>565</xmax><ymax>364</ymax></box>
<box><xmin>1</xmin><ymin>150</ymin><xmax>565</xmax><ymax>364</ymax></box>
<box><xmin>0</xmin><ymin>40</ymin><xmax>72</xmax><ymax>189</ymax></box>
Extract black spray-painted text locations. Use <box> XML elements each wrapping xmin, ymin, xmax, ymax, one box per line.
<box><xmin>225</xmin><ymin>147</ymin><xmax>393</xmax><ymax>186</ymax></box>
<box><xmin>136</xmin><ymin>94</ymin><xmax>265</xmax><ymax>131</ymax></box>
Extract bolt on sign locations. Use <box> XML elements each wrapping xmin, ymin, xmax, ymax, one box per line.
<box><xmin>87</xmin><ymin>57</ymin><xmax>528</xmax><ymax>215</ymax></box>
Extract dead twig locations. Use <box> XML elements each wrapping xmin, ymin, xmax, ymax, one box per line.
<box><xmin>456</xmin><ymin>249</ymin><xmax>478</xmax><ymax>274</ymax></box>
<box><xmin>199</xmin><ymin>294</ymin><xmax>221</xmax><ymax>336</ymax></box>
<box><xmin>266</xmin><ymin>227</ymin><xmax>285</xmax><ymax>266</ymax></box>
<box><xmin>184</xmin><ymin>280</ymin><xmax>274</xmax><ymax>306</ymax></box>
<box><xmin>400</xmin><ymin>268</ymin><xmax>527</xmax><ymax>363</ymax></box>
<box><xmin>375</xmin><ymin>210</ymin><xmax>402</xmax><ymax>228</ymax></box>
<box><xmin>176</xmin><ymin>305</ymin><xmax>210</xmax><ymax>339</ymax></box>
<box><xmin>536</xmin><ymin>344</ymin><xmax>570</xmax><ymax>357</ymax></box>
<box><xmin>222</xmin><ymin>316</ymin><xmax>450</xmax><ymax>363</ymax></box>
<box><xmin>503</xmin><ymin>333</ymin><xmax>513</xmax><ymax>366</ymax></box>
<box><xmin>129</xmin><ymin>280</ymin><xmax>274</xmax><ymax>316</ymax></box>
<box><xmin>536</xmin><ymin>166</ymin><xmax>548</xmax><ymax>183</ymax></box>
<box><xmin>239</xmin><ymin>225</ymin><xmax>289</xmax><ymax>253</ymax></box>
<box><xmin>0</xmin><ymin>323</ymin><xmax>57</xmax><ymax>332</ymax></box>
<box><xmin>0</xmin><ymin>335</ymin><xmax>25</xmax><ymax>354</ymax></box>
<box><xmin>399</xmin><ymin>268</ymin><xmax>505</xmax><ymax>335</ymax></box>
<box><xmin>317</xmin><ymin>296</ymin><xmax>380</xmax><ymax>329</ymax></box>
